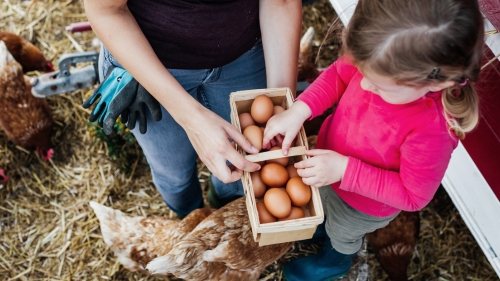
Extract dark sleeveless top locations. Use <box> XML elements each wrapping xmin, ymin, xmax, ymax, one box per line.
<box><xmin>126</xmin><ymin>0</ymin><xmax>261</xmax><ymax>69</ymax></box>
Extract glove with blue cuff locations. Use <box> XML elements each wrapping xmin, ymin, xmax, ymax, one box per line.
<box><xmin>82</xmin><ymin>66</ymin><xmax>162</xmax><ymax>135</ymax></box>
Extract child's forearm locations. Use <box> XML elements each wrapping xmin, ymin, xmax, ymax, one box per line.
<box><xmin>339</xmin><ymin>157</ymin><xmax>438</xmax><ymax>211</ymax></box>
<box><xmin>289</xmin><ymin>100</ymin><xmax>313</xmax><ymax>123</ymax></box>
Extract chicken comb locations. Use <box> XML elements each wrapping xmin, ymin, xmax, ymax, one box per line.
<box><xmin>0</xmin><ymin>169</ymin><xmax>8</xmax><ymax>184</ymax></box>
<box><xmin>46</xmin><ymin>148</ymin><xmax>54</xmax><ymax>161</ymax></box>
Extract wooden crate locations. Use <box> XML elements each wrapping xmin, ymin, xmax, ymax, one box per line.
<box><xmin>229</xmin><ymin>87</ymin><xmax>324</xmax><ymax>246</ymax></box>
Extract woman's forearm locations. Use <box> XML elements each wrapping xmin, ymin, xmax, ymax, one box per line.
<box><xmin>259</xmin><ymin>0</ymin><xmax>302</xmax><ymax>94</ymax></box>
<box><xmin>83</xmin><ymin>0</ymin><xmax>203</xmax><ymax>126</ymax></box>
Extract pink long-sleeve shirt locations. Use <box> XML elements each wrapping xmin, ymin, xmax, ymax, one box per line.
<box><xmin>296</xmin><ymin>56</ymin><xmax>458</xmax><ymax>217</ymax></box>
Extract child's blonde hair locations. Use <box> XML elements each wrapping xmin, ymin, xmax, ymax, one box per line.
<box><xmin>344</xmin><ymin>0</ymin><xmax>483</xmax><ymax>139</ymax></box>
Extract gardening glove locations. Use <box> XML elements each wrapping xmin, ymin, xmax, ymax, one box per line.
<box><xmin>82</xmin><ymin>66</ymin><xmax>162</xmax><ymax>135</ymax></box>
<box><xmin>119</xmin><ymin>84</ymin><xmax>162</xmax><ymax>134</ymax></box>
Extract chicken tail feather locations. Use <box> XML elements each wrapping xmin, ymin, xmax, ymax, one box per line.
<box><xmin>146</xmin><ymin>254</ymin><xmax>176</xmax><ymax>275</ymax></box>
<box><xmin>146</xmin><ymin>239</ymin><xmax>204</xmax><ymax>276</ymax></box>
<box><xmin>89</xmin><ymin>201</ymin><xmax>139</xmax><ymax>248</ymax></box>
<box><xmin>89</xmin><ymin>201</ymin><xmax>152</xmax><ymax>272</ymax></box>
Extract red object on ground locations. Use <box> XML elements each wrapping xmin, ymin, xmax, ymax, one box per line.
<box><xmin>65</xmin><ymin>21</ymin><xmax>92</xmax><ymax>33</ymax></box>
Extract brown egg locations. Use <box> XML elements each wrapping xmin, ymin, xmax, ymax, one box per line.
<box><xmin>239</xmin><ymin>113</ymin><xmax>255</xmax><ymax>131</ymax></box>
<box><xmin>243</xmin><ymin>125</ymin><xmax>263</xmax><ymax>151</ymax></box>
<box><xmin>286</xmin><ymin>164</ymin><xmax>299</xmax><ymax>178</ymax></box>
<box><xmin>273</xmin><ymin>105</ymin><xmax>285</xmax><ymax>115</ymax></box>
<box><xmin>251</xmin><ymin>95</ymin><xmax>274</xmax><ymax>124</ymax></box>
<box><xmin>266</xmin><ymin>146</ymin><xmax>289</xmax><ymax>167</ymax></box>
<box><xmin>256</xmin><ymin>202</ymin><xmax>277</xmax><ymax>224</ymax></box>
<box><xmin>286</xmin><ymin>177</ymin><xmax>312</xmax><ymax>207</ymax></box>
<box><xmin>251</xmin><ymin>171</ymin><xmax>267</xmax><ymax>198</ymax></box>
<box><xmin>278</xmin><ymin>206</ymin><xmax>305</xmax><ymax>221</ymax></box>
<box><xmin>260</xmin><ymin>163</ymin><xmax>289</xmax><ymax>187</ymax></box>
<box><xmin>264</xmin><ymin>188</ymin><xmax>292</xmax><ymax>219</ymax></box>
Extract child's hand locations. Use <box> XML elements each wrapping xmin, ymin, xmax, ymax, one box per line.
<box><xmin>262</xmin><ymin>101</ymin><xmax>312</xmax><ymax>155</ymax></box>
<box><xmin>295</xmin><ymin>149</ymin><xmax>349</xmax><ymax>187</ymax></box>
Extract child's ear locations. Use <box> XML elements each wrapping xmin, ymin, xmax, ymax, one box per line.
<box><xmin>428</xmin><ymin>81</ymin><xmax>455</xmax><ymax>92</ymax></box>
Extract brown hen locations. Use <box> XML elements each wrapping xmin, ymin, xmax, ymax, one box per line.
<box><xmin>0</xmin><ymin>41</ymin><xmax>54</xmax><ymax>160</ymax></box>
<box><xmin>366</xmin><ymin>211</ymin><xmax>421</xmax><ymax>281</ymax></box>
<box><xmin>0</xmin><ymin>31</ymin><xmax>54</xmax><ymax>73</ymax></box>
<box><xmin>91</xmin><ymin>197</ymin><xmax>293</xmax><ymax>281</ymax></box>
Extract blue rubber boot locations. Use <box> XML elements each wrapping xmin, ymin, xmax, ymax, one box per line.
<box><xmin>299</xmin><ymin>221</ymin><xmax>327</xmax><ymax>244</ymax></box>
<box><xmin>283</xmin><ymin>237</ymin><xmax>355</xmax><ymax>281</ymax></box>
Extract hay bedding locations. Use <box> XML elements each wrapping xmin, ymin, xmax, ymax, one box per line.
<box><xmin>0</xmin><ymin>0</ymin><xmax>496</xmax><ymax>280</ymax></box>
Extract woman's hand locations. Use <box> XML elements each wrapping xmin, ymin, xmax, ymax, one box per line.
<box><xmin>295</xmin><ymin>149</ymin><xmax>349</xmax><ymax>187</ymax></box>
<box><xmin>184</xmin><ymin>106</ymin><xmax>261</xmax><ymax>184</ymax></box>
<box><xmin>262</xmin><ymin>101</ymin><xmax>311</xmax><ymax>155</ymax></box>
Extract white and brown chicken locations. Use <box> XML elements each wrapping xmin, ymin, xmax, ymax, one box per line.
<box><xmin>90</xmin><ymin>197</ymin><xmax>293</xmax><ymax>281</ymax></box>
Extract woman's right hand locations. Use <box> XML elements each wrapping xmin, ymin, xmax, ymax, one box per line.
<box><xmin>262</xmin><ymin>100</ymin><xmax>312</xmax><ymax>156</ymax></box>
<box><xmin>183</xmin><ymin>105</ymin><xmax>261</xmax><ymax>183</ymax></box>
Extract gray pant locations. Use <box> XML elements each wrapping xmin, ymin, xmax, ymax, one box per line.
<box><xmin>320</xmin><ymin>186</ymin><xmax>399</xmax><ymax>254</ymax></box>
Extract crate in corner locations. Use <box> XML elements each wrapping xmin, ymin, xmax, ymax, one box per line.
<box><xmin>229</xmin><ymin>87</ymin><xmax>324</xmax><ymax>246</ymax></box>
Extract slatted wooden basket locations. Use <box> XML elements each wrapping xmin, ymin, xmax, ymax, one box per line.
<box><xmin>229</xmin><ymin>87</ymin><xmax>324</xmax><ymax>246</ymax></box>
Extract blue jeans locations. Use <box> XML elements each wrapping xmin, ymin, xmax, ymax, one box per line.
<box><xmin>98</xmin><ymin>42</ymin><xmax>266</xmax><ymax>215</ymax></box>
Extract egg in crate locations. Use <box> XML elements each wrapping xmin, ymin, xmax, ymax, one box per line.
<box><xmin>260</xmin><ymin>163</ymin><xmax>289</xmax><ymax>187</ymax></box>
<box><xmin>238</xmin><ymin>112</ymin><xmax>255</xmax><ymax>131</ymax></box>
<box><xmin>256</xmin><ymin>202</ymin><xmax>277</xmax><ymax>223</ymax></box>
<box><xmin>250</xmin><ymin>95</ymin><xmax>274</xmax><ymax>124</ymax></box>
<box><xmin>250</xmin><ymin>171</ymin><xmax>267</xmax><ymax>198</ymax></box>
<box><xmin>286</xmin><ymin>164</ymin><xmax>299</xmax><ymax>178</ymax></box>
<box><xmin>273</xmin><ymin>105</ymin><xmax>285</xmax><ymax>115</ymax></box>
<box><xmin>266</xmin><ymin>146</ymin><xmax>289</xmax><ymax>166</ymax></box>
<box><xmin>243</xmin><ymin>125</ymin><xmax>263</xmax><ymax>151</ymax></box>
<box><xmin>286</xmin><ymin>177</ymin><xmax>311</xmax><ymax>207</ymax></box>
<box><xmin>279</xmin><ymin>206</ymin><xmax>305</xmax><ymax>221</ymax></box>
<box><xmin>264</xmin><ymin>188</ymin><xmax>292</xmax><ymax>219</ymax></box>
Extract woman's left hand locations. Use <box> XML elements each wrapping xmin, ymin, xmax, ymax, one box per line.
<box><xmin>294</xmin><ymin>149</ymin><xmax>349</xmax><ymax>187</ymax></box>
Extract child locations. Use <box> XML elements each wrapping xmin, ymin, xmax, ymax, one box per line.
<box><xmin>262</xmin><ymin>0</ymin><xmax>483</xmax><ymax>280</ymax></box>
